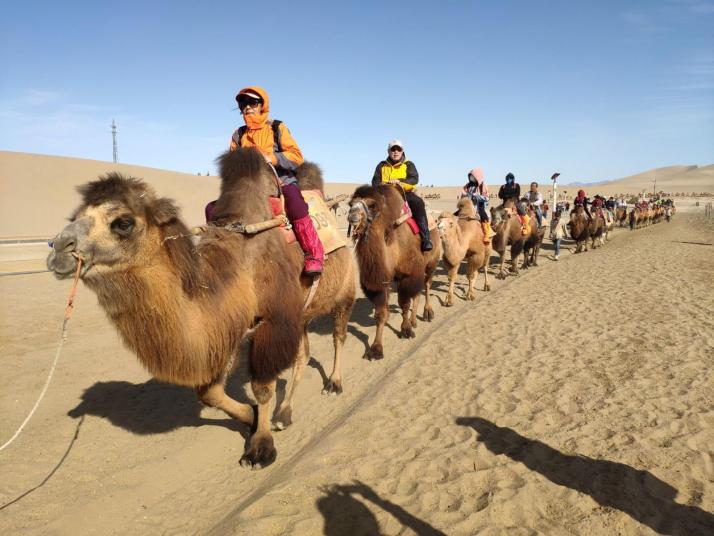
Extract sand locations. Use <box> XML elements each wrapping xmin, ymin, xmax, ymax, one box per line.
<box><xmin>1</xmin><ymin>153</ymin><xmax>713</xmax><ymax>535</ymax></box>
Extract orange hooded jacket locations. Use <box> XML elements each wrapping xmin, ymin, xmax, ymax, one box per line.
<box><xmin>229</xmin><ymin>86</ymin><xmax>304</xmax><ymax>171</ymax></box>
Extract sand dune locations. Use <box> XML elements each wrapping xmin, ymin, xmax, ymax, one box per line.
<box><xmin>1</xmin><ymin>151</ymin><xmax>712</xmax><ymax>241</ymax></box>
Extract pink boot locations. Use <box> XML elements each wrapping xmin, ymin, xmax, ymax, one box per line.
<box><xmin>291</xmin><ymin>215</ymin><xmax>324</xmax><ymax>276</ymax></box>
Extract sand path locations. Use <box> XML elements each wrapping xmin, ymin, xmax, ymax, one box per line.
<box><xmin>1</xmin><ymin>215</ymin><xmax>712</xmax><ymax>535</ymax></box>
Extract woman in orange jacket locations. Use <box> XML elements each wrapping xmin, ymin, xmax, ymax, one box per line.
<box><xmin>229</xmin><ymin>86</ymin><xmax>324</xmax><ymax>276</ymax></box>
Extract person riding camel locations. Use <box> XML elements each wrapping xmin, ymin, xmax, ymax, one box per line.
<box><xmin>498</xmin><ymin>172</ymin><xmax>529</xmax><ymax>235</ymax></box>
<box><xmin>524</xmin><ymin>181</ymin><xmax>544</xmax><ymax>227</ymax></box>
<box><xmin>372</xmin><ymin>140</ymin><xmax>433</xmax><ymax>251</ymax></box>
<box><xmin>573</xmin><ymin>189</ymin><xmax>592</xmax><ymax>220</ymax></box>
<box><xmin>462</xmin><ymin>167</ymin><xmax>493</xmax><ymax>244</ymax></box>
<box><xmin>229</xmin><ymin>86</ymin><xmax>324</xmax><ymax>275</ymax></box>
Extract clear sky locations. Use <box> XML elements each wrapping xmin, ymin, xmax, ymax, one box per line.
<box><xmin>1</xmin><ymin>0</ymin><xmax>713</xmax><ymax>185</ymax></box>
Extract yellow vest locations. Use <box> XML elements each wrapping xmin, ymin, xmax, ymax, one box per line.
<box><xmin>380</xmin><ymin>160</ymin><xmax>415</xmax><ymax>191</ymax></box>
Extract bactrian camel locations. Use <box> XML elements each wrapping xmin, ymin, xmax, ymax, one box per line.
<box><xmin>347</xmin><ymin>184</ymin><xmax>441</xmax><ymax>360</ymax></box>
<box><xmin>437</xmin><ymin>197</ymin><xmax>491</xmax><ymax>306</ymax></box>
<box><xmin>47</xmin><ymin>148</ymin><xmax>355</xmax><ymax>468</ymax></box>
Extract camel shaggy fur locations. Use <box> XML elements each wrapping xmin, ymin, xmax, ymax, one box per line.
<box><xmin>437</xmin><ymin>198</ymin><xmax>491</xmax><ymax>306</ymax></box>
<box><xmin>347</xmin><ymin>184</ymin><xmax>441</xmax><ymax>360</ymax></box>
<box><xmin>47</xmin><ymin>148</ymin><xmax>355</xmax><ymax>468</ymax></box>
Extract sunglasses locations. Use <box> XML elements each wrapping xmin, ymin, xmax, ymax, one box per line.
<box><xmin>238</xmin><ymin>96</ymin><xmax>263</xmax><ymax>110</ymax></box>
<box><xmin>390</xmin><ymin>147</ymin><xmax>403</xmax><ymax>152</ymax></box>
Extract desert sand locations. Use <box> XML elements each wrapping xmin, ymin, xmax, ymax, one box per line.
<box><xmin>1</xmin><ymin>152</ymin><xmax>713</xmax><ymax>535</ymax></box>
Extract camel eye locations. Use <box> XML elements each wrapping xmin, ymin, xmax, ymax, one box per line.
<box><xmin>111</xmin><ymin>216</ymin><xmax>135</xmax><ymax>237</ymax></box>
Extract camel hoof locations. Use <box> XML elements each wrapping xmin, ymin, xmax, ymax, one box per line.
<box><xmin>423</xmin><ymin>308</ymin><xmax>434</xmax><ymax>322</ymax></box>
<box><xmin>465</xmin><ymin>292</ymin><xmax>476</xmax><ymax>301</ymax></box>
<box><xmin>364</xmin><ymin>344</ymin><xmax>384</xmax><ymax>360</ymax></box>
<box><xmin>273</xmin><ymin>406</ymin><xmax>292</xmax><ymax>430</ymax></box>
<box><xmin>240</xmin><ymin>435</ymin><xmax>277</xmax><ymax>469</ymax></box>
<box><xmin>496</xmin><ymin>272</ymin><xmax>506</xmax><ymax>280</ymax></box>
<box><xmin>444</xmin><ymin>300</ymin><xmax>454</xmax><ymax>307</ymax></box>
<box><xmin>484</xmin><ymin>284</ymin><xmax>491</xmax><ymax>291</ymax></box>
<box><xmin>322</xmin><ymin>379</ymin><xmax>343</xmax><ymax>395</ymax></box>
<box><xmin>399</xmin><ymin>326</ymin><xmax>416</xmax><ymax>339</ymax></box>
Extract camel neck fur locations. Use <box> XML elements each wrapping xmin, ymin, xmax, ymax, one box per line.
<box><xmin>86</xmin><ymin>235</ymin><xmax>255</xmax><ymax>387</ymax></box>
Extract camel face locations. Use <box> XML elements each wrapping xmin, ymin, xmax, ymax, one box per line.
<box><xmin>48</xmin><ymin>201</ymin><xmax>157</xmax><ymax>281</ymax></box>
<box><xmin>436</xmin><ymin>214</ymin><xmax>456</xmax><ymax>240</ymax></box>
<box><xmin>347</xmin><ymin>197</ymin><xmax>377</xmax><ymax>238</ymax></box>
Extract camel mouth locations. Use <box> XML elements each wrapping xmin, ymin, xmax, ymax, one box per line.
<box><xmin>47</xmin><ymin>251</ymin><xmax>93</xmax><ymax>279</ymax></box>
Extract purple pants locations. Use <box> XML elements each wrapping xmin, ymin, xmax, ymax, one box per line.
<box><xmin>281</xmin><ymin>183</ymin><xmax>309</xmax><ymax>222</ymax></box>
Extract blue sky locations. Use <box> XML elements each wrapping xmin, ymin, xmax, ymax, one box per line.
<box><xmin>1</xmin><ymin>0</ymin><xmax>713</xmax><ymax>185</ymax></box>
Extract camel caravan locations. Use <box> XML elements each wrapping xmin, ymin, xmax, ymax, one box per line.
<box><xmin>46</xmin><ymin>147</ymin><xmax>673</xmax><ymax>467</ymax></box>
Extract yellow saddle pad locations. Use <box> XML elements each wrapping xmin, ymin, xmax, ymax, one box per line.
<box><xmin>303</xmin><ymin>190</ymin><xmax>347</xmax><ymax>254</ymax></box>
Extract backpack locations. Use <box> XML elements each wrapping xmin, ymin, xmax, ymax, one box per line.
<box><xmin>234</xmin><ymin>119</ymin><xmax>283</xmax><ymax>151</ymax></box>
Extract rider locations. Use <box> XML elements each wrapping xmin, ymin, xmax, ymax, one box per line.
<box><xmin>573</xmin><ymin>189</ymin><xmax>592</xmax><ymax>220</ymax></box>
<box><xmin>498</xmin><ymin>173</ymin><xmax>529</xmax><ymax>235</ymax></box>
<box><xmin>230</xmin><ymin>86</ymin><xmax>324</xmax><ymax>275</ymax></box>
<box><xmin>524</xmin><ymin>181</ymin><xmax>544</xmax><ymax>227</ymax></box>
<box><xmin>462</xmin><ymin>167</ymin><xmax>492</xmax><ymax>244</ymax></box>
<box><xmin>372</xmin><ymin>140</ymin><xmax>433</xmax><ymax>251</ymax></box>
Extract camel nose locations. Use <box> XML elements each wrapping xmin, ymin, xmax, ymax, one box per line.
<box><xmin>51</xmin><ymin>231</ymin><xmax>77</xmax><ymax>253</ymax></box>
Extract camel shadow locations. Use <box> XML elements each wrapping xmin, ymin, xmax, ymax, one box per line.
<box><xmin>68</xmin><ymin>380</ymin><xmax>249</xmax><ymax>439</ymax></box>
<box><xmin>317</xmin><ymin>480</ymin><xmax>446</xmax><ymax>536</ymax></box>
<box><xmin>456</xmin><ymin>417</ymin><xmax>714</xmax><ymax>535</ymax></box>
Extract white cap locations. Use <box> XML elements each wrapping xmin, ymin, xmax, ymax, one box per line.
<box><xmin>388</xmin><ymin>139</ymin><xmax>404</xmax><ymax>150</ymax></box>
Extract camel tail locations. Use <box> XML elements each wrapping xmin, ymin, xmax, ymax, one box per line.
<box><xmin>296</xmin><ymin>162</ymin><xmax>324</xmax><ymax>193</ymax></box>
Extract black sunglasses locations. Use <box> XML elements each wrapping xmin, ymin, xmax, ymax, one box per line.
<box><xmin>389</xmin><ymin>146</ymin><xmax>403</xmax><ymax>152</ymax></box>
<box><xmin>237</xmin><ymin>96</ymin><xmax>263</xmax><ymax>109</ymax></box>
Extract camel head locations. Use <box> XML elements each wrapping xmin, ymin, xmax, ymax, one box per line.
<box><xmin>490</xmin><ymin>204</ymin><xmax>511</xmax><ymax>231</ymax></box>
<box><xmin>47</xmin><ymin>173</ymin><xmax>190</xmax><ymax>283</ymax></box>
<box><xmin>436</xmin><ymin>212</ymin><xmax>457</xmax><ymax>241</ymax></box>
<box><xmin>348</xmin><ymin>185</ymin><xmax>381</xmax><ymax>239</ymax></box>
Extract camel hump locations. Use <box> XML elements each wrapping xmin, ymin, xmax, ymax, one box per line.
<box><xmin>296</xmin><ymin>162</ymin><xmax>324</xmax><ymax>193</ymax></box>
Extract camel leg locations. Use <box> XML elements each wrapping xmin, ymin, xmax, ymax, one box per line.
<box><xmin>422</xmin><ymin>261</ymin><xmax>436</xmax><ymax>322</ymax></box>
<box><xmin>399</xmin><ymin>293</ymin><xmax>416</xmax><ymax>339</ymax></box>
<box><xmin>240</xmin><ymin>379</ymin><xmax>277</xmax><ymax>468</ymax></box>
<box><xmin>323</xmin><ymin>302</ymin><xmax>351</xmax><ymax>395</ymax></box>
<box><xmin>196</xmin><ymin>359</ymin><xmax>255</xmax><ymax>425</ymax></box>
<box><xmin>482</xmin><ymin>255</ymin><xmax>491</xmax><ymax>291</ymax></box>
<box><xmin>364</xmin><ymin>287</ymin><xmax>387</xmax><ymax>360</ymax></box>
<box><xmin>445</xmin><ymin>264</ymin><xmax>458</xmax><ymax>306</ymax></box>
<box><xmin>196</xmin><ymin>382</ymin><xmax>256</xmax><ymax>424</ymax></box>
<box><xmin>496</xmin><ymin>252</ymin><xmax>507</xmax><ymax>279</ymax></box>
<box><xmin>465</xmin><ymin>256</ymin><xmax>477</xmax><ymax>301</ymax></box>
<box><xmin>397</xmin><ymin>279</ymin><xmax>419</xmax><ymax>338</ymax></box>
<box><xmin>274</xmin><ymin>328</ymin><xmax>309</xmax><ymax>430</ymax></box>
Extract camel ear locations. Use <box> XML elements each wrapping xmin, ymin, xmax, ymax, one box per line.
<box><xmin>151</xmin><ymin>197</ymin><xmax>180</xmax><ymax>226</ymax></box>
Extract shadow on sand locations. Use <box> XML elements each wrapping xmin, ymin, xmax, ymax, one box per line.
<box><xmin>456</xmin><ymin>417</ymin><xmax>714</xmax><ymax>535</ymax></box>
<box><xmin>67</xmin><ymin>379</ymin><xmax>250</xmax><ymax>438</ymax></box>
<box><xmin>317</xmin><ymin>480</ymin><xmax>446</xmax><ymax>536</ymax></box>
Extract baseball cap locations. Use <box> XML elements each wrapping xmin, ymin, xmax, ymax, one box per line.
<box><xmin>388</xmin><ymin>139</ymin><xmax>404</xmax><ymax>150</ymax></box>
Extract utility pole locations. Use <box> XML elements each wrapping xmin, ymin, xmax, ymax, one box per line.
<box><xmin>111</xmin><ymin>119</ymin><xmax>118</xmax><ymax>163</ymax></box>
<box><xmin>652</xmin><ymin>177</ymin><xmax>656</xmax><ymax>197</ymax></box>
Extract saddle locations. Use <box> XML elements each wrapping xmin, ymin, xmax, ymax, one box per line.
<box><xmin>393</xmin><ymin>200</ymin><xmax>436</xmax><ymax>234</ymax></box>
<box><xmin>270</xmin><ymin>190</ymin><xmax>346</xmax><ymax>254</ymax></box>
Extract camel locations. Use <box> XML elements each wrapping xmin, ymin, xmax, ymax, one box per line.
<box><xmin>568</xmin><ymin>206</ymin><xmax>605</xmax><ymax>252</ymax></box>
<box><xmin>615</xmin><ymin>206</ymin><xmax>628</xmax><ymax>227</ymax></box>
<box><xmin>520</xmin><ymin>202</ymin><xmax>546</xmax><ymax>269</ymax></box>
<box><xmin>436</xmin><ymin>197</ymin><xmax>491</xmax><ymax>306</ymax></box>
<box><xmin>47</xmin><ymin>148</ymin><xmax>355</xmax><ymax>468</ymax></box>
<box><xmin>490</xmin><ymin>201</ymin><xmax>527</xmax><ymax>279</ymax></box>
<box><xmin>347</xmin><ymin>183</ymin><xmax>441</xmax><ymax>360</ymax></box>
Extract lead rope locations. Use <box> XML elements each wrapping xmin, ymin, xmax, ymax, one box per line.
<box><xmin>0</xmin><ymin>257</ymin><xmax>82</xmax><ymax>452</ymax></box>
